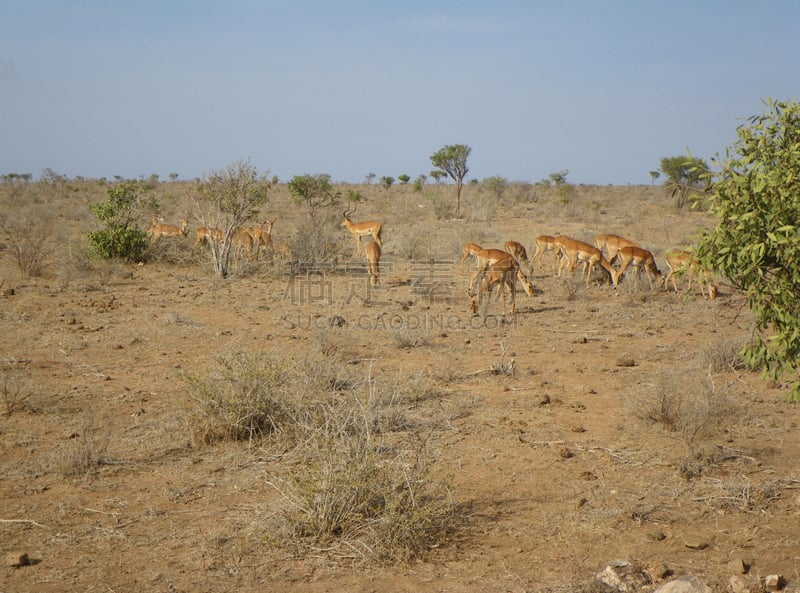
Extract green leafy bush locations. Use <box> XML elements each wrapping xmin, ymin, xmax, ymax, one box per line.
<box><xmin>87</xmin><ymin>181</ymin><xmax>149</xmax><ymax>262</ymax></box>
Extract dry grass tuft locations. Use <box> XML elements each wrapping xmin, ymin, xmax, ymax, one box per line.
<box><xmin>50</xmin><ymin>414</ymin><xmax>114</xmax><ymax>478</ymax></box>
<box><xmin>0</xmin><ymin>208</ymin><xmax>56</xmax><ymax>277</ymax></box>
<box><xmin>631</xmin><ymin>368</ymin><xmax>740</xmax><ymax>455</ymax></box>
<box><xmin>188</xmin><ymin>351</ymin><xmax>462</xmax><ymax>564</ymax></box>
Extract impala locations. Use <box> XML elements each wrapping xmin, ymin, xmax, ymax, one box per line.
<box><xmin>460</xmin><ymin>242</ymin><xmax>484</xmax><ymax>273</ymax></box>
<box><xmin>615</xmin><ymin>245</ymin><xmax>662</xmax><ymax>289</ymax></box>
<box><xmin>364</xmin><ymin>241</ymin><xmax>381</xmax><ymax>286</ymax></box>
<box><xmin>594</xmin><ymin>233</ymin><xmax>639</xmax><ymax>264</ymax></box>
<box><xmin>504</xmin><ymin>240</ymin><xmax>532</xmax><ymax>273</ymax></box>
<box><xmin>147</xmin><ymin>218</ymin><xmax>188</xmax><ymax>241</ymax></box>
<box><xmin>466</xmin><ymin>247</ymin><xmax>517</xmax><ymax>294</ymax></box>
<box><xmin>556</xmin><ymin>236</ymin><xmax>619</xmax><ymax>287</ymax></box>
<box><xmin>233</xmin><ymin>227</ymin><xmax>254</xmax><ymax>256</ymax></box>
<box><xmin>470</xmin><ymin>252</ymin><xmax>535</xmax><ymax>316</ymax></box>
<box><xmin>533</xmin><ymin>235</ymin><xmax>561</xmax><ymax>276</ymax></box>
<box><xmin>195</xmin><ymin>226</ymin><xmax>223</xmax><ymax>246</ymax></box>
<box><xmin>664</xmin><ymin>249</ymin><xmax>717</xmax><ymax>299</ymax></box>
<box><xmin>247</xmin><ymin>219</ymin><xmax>275</xmax><ymax>252</ymax></box>
<box><xmin>341</xmin><ymin>205</ymin><xmax>382</xmax><ymax>256</ymax></box>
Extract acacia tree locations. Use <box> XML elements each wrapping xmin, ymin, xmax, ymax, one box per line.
<box><xmin>287</xmin><ymin>173</ymin><xmax>339</xmax><ymax>223</ymax></box>
<box><xmin>287</xmin><ymin>173</ymin><xmax>341</xmax><ymax>263</ymax></box>
<box><xmin>430</xmin><ymin>144</ymin><xmax>471</xmax><ymax>218</ymax></box>
<box><xmin>661</xmin><ymin>155</ymin><xmax>708</xmax><ymax>208</ymax></box>
<box><xmin>196</xmin><ymin>159</ymin><xmax>271</xmax><ymax>278</ymax></box>
<box><xmin>695</xmin><ymin>98</ymin><xmax>800</xmax><ymax>400</ymax></box>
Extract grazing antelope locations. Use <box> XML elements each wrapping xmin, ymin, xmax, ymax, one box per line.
<box><xmin>233</xmin><ymin>227</ymin><xmax>254</xmax><ymax>258</ymax></box>
<box><xmin>470</xmin><ymin>252</ymin><xmax>535</xmax><ymax>316</ymax></box>
<box><xmin>341</xmin><ymin>204</ymin><xmax>382</xmax><ymax>257</ymax></box>
<box><xmin>465</xmin><ymin>246</ymin><xmax>519</xmax><ymax>294</ymax></box>
<box><xmin>594</xmin><ymin>233</ymin><xmax>639</xmax><ymax>265</ymax></box>
<box><xmin>615</xmin><ymin>245</ymin><xmax>662</xmax><ymax>289</ymax></box>
<box><xmin>364</xmin><ymin>241</ymin><xmax>381</xmax><ymax>286</ymax></box>
<box><xmin>195</xmin><ymin>226</ymin><xmax>223</xmax><ymax>246</ymax></box>
<box><xmin>556</xmin><ymin>236</ymin><xmax>619</xmax><ymax>287</ymax></box>
<box><xmin>504</xmin><ymin>240</ymin><xmax>532</xmax><ymax>274</ymax></box>
<box><xmin>533</xmin><ymin>235</ymin><xmax>561</xmax><ymax>276</ymax></box>
<box><xmin>147</xmin><ymin>218</ymin><xmax>188</xmax><ymax>241</ymax></box>
<box><xmin>460</xmin><ymin>242</ymin><xmax>485</xmax><ymax>273</ymax></box>
<box><xmin>246</xmin><ymin>219</ymin><xmax>275</xmax><ymax>253</ymax></box>
<box><xmin>664</xmin><ymin>249</ymin><xmax>717</xmax><ymax>299</ymax></box>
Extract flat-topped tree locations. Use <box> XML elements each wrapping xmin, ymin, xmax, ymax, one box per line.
<box><xmin>430</xmin><ymin>144</ymin><xmax>471</xmax><ymax>218</ymax></box>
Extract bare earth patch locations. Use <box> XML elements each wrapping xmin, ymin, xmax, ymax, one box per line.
<box><xmin>2</xmin><ymin>182</ymin><xmax>799</xmax><ymax>592</ymax></box>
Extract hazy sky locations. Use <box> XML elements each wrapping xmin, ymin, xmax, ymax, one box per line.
<box><xmin>1</xmin><ymin>1</ymin><xmax>798</xmax><ymax>184</ymax></box>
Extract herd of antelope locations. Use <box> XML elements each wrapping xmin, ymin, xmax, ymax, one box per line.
<box><xmin>146</xmin><ymin>206</ymin><xmax>383</xmax><ymax>285</ymax></box>
<box><xmin>463</xmin><ymin>232</ymin><xmax>717</xmax><ymax>316</ymax></box>
<box><xmin>146</xmin><ymin>212</ymin><xmax>716</xmax><ymax>316</ymax></box>
<box><xmin>147</xmin><ymin>216</ymin><xmax>292</xmax><ymax>260</ymax></box>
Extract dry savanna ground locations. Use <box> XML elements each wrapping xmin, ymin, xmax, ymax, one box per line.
<box><xmin>1</xmin><ymin>179</ymin><xmax>800</xmax><ymax>593</ymax></box>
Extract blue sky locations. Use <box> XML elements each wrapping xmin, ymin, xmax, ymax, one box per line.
<box><xmin>1</xmin><ymin>1</ymin><xmax>798</xmax><ymax>184</ymax></box>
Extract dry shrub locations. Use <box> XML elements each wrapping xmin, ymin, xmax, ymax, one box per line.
<box><xmin>633</xmin><ymin>368</ymin><xmax>739</xmax><ymax>451</ymax></box>
<box><xmin>464</xmin><ymin>191</ymin><xmax>497</xmax><ymax>222</ymax></box>
<box><xmin>186</xmin><ymin>351</ymin><xmax>294</xmax><ymax>444</ymax></box>
<box><xmin>0</xmin><ymin>208</ymin><xmax>56</xmax><ymax>277</ymax></box>
<box><xmin>1</xmin><ymin>361</ymin><xmax>34</xmax><ymax>416</ymax></box>
<box><xmin>189</xmin><ymin>351</ymin><xmax>461</xmax><ymax>564</ymax></box>
<box><xmin>55</xmin><ymin>240</ymin><xmax>94</xmax><ymax>289</ymax></box>
<box><xmin>144</xmin><ymin>236</ymin><xmax>195</xmax><ymax>265</ymax></box>
<box><xmin>390</xmin><ymin>325</ymin><xmax>430</xmax><ymax>349</ymax></box>
<box><xmin>394</xmin><ymin>230</ymin><xmax>434</xmax><ymax>260</ymax></box>
<box><xmin>696</xmin><ymin>476</ymin><xmax>784</xmax><ymax>512</ymax></box>
<box><xmin>50</xmin><ymin>414</ymin><xmax>113</xmax><ymax>478</ymax></box>
<box><xmin>702</xmin><ymin>337</ymin><xmax>747</xmax><ymax>372</ymax></box>
<box><xmin>263</xmin><ymin>376</ymin><xmax>458</xmax><ymax>565</ymax></box>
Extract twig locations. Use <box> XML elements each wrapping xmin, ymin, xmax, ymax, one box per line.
<box><xmin>0</xmin><ymin>518</ymin><xmax>46</xmax><ymax>528</ymax></box>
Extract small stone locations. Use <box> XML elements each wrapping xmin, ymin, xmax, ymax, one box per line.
<box><xmin>616</xmin><ymin>357</ymin><xmax>636</xmax><ymax>367</ymax></box>
<box><xmin>728</xmin><ymin>575</ymin><xmax>750</xmax><ymax>593</ymax></box>
<box><xmin>764</xmin><ymin>575</ymin><xmax>784</xmax><ymax>591</ymax></box>
<box><xmin>647</xmin><ymin>530</ymin><xmax>667</xmax><ymax>541</ymax></box>
<box><xmin>537</xmin><ymin>393</ymin><xmax>551</xmax><ymax>406</ymax></box>
<box><xmin>681</xmin><ymin>534</ymin><xmax>710</xmax><ymax>550</ymax></box>
<box><xmin>649</xmin><ymin>563</ymin><xmax>671</xmax><ymax>580</ymax></box>
<box><xmin>654</xmin><ymin>575</ymin><xmax>712</xmax><ymax>593</ymax></box>
<box><xmin>726</xmin><ymin>558</ymin><xmax>750</xmax><ymax>575</ymax></box>
<box><xmin>559</xmin><ymin>446</ymin><xmax>573</xmax><ymax>459</ymax></box>
<box><xmin>6</xmin><ymin>552</ymin><xmax>30</xmax><ymax>568</ymax></box>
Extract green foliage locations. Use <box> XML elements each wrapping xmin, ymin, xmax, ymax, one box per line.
<box><xmin>549</xmin><ymin>169</ymin><xmax>569</xmax><ymax>186</ymax></box>
<box><xmin>380</xmin><ymin>176</ymin><xmax>395</xmax><ymax>190</ymax></box>
<box><xmin>649</xmin><ymin>170</ymin><xmax>661</xmax><ymax>185</ymax></box>
<box><xmin>429</xmin><ymin>170</ymin><xmax>445</xmax><ymax>183</ymax></box>
<box><xmin>397</xmin><ymin>174</ymin><xmax>411</xmax><ymax>185</ymax></box>
<box><xmin>87</xmin><ymin>180</ymin><xmax>149</xmax><ymax>262</ymax></box>
<box><xmin>696</xmin><ymin>98</ymin><xmax>800</xmax><ymax>400</ymax></box>
<box><xmin>661</xmin><ymin>155</ymin><xmax>709</xmax><ymax>208</ymax></box>
<box><xmin>287</xmin><ymin>173</ymin><xmax>339</xmax><ymax>221</ymax></box>
<box><xmin>660</xmin><ymin>156</ymin><xmax>707</xmax><ymax>185</ymax></box>
<box><xmin>344</xmin><ymin>188</ymin><xmax>364</xmax><ymax>205</ymax></box>
<box><xmin>1</xmin><ymin>173</ymin><xmax>33</xmax><ymax>184</ymax></box>
<box><xmin>430</xmin><ymin>144</ymin><xmax>471</xmax><ymax>218</ymax></box>
<box><xmin>482</xmin><ymin>176</ymin><xmax>508</xmax><ymax>200</ymax></box>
